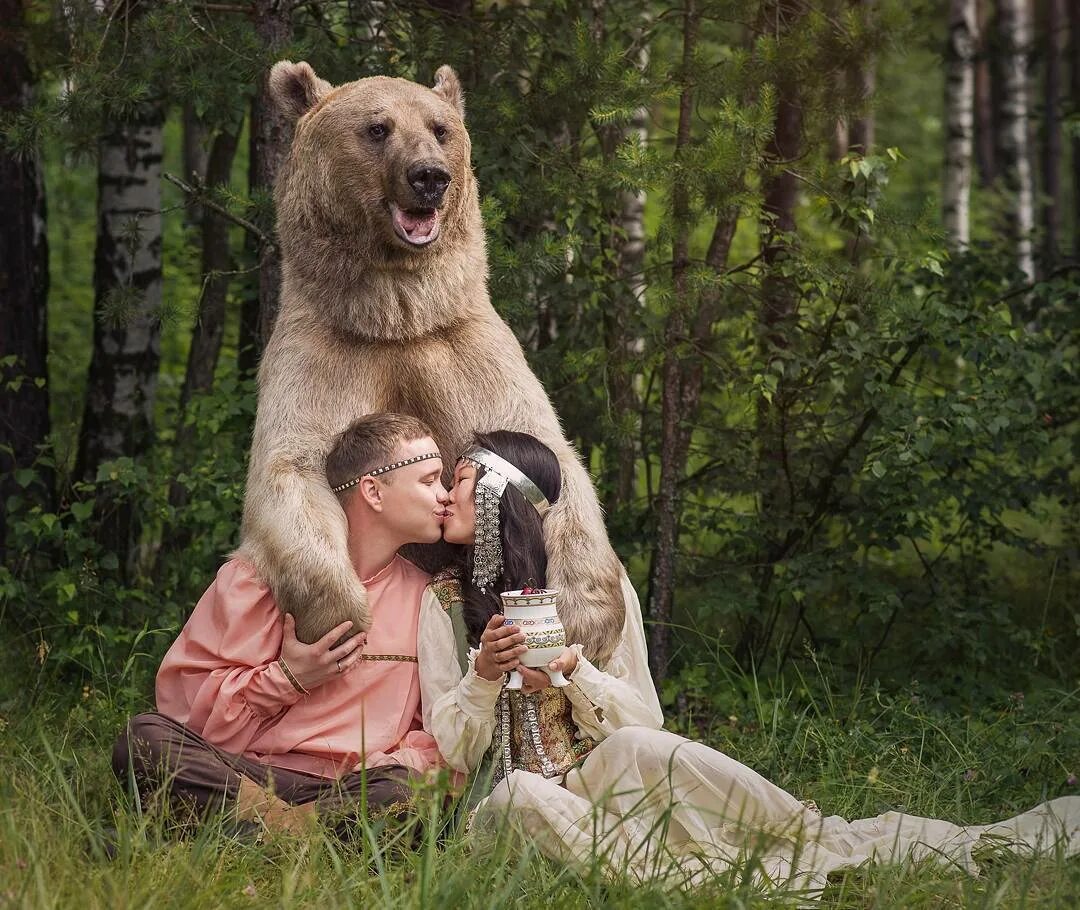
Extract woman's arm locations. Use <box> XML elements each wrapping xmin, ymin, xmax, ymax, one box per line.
<box><xmin>560</xmin><ymin>573</ymin><xmax>665</xmax><ymax>740</ymax></box>
<box><xmin>417</xmin><ymin>589</ymin><xmax>504</xmax><ymax>773</ymax></box>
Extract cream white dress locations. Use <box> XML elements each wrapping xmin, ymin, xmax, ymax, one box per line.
<box><xmin>418</xmin><ymin>576</ymin><xmax>1080</xmax><ymax>894</ymax></box>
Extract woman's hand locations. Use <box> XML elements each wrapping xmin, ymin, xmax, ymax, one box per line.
<box><xmin>474</xmin><ymin>613</ymin><xmax>527</xmax><ymax>681</ymax></box>
<box><xmin>280</xmin><ymin>613</ymin><xmax>367</xmax><ymax>691</ymax></box>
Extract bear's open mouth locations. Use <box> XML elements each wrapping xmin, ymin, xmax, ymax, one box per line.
<box><xmin>389</xmin><ymin>202</ymin><xmax>441</xmax><ymax>247</ymax></box>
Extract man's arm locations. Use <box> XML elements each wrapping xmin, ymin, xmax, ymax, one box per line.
<box><xmin>155</xmin><ymin>560</ymin><xmax>362</xmax><ymax>755</ymax></box>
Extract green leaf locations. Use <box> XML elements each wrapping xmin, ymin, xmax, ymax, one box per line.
<box><xmin>71</xmin><ymin>501</ymin><xmax>94</xmax><ymax>523</ymax></box>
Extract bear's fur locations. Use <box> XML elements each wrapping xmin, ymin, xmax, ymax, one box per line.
<box><xmin>237</xmin><ymin>61</ymin><xmax>625</xmax><ymax>664</ymax></box>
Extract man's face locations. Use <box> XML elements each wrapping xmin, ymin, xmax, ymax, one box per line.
<box><xmin>352</xmin><ymin>436</ymin><xmax>449</xmax><ymax>545</ymax></box>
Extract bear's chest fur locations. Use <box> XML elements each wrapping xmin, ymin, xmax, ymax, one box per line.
<box><xmin>280</xmin><ymin>312</ymin><xmax>522</xmax><ymax>458</ymax></box>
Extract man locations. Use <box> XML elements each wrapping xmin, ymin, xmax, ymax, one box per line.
<box><xmin>112</xmin><ymin>413</ymin><xmax>449</xmax><ymax>835</ymax></box>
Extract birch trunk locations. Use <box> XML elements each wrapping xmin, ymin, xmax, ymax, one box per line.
<box><xmin>996</xmin><ymin>0</ymin><xmax>1035</xmax><ymax>282</ymax></box>
<box><xmin>0</xmin><ymin>0</ymin><xmax>51</xmax><ymax>553</ymax></box>
<box><xmin>75</xmin><ymin>102</ymin><xmax>164</xmax><ymax>565</ymax></box>
<box><xmin>944</xmin><ymin>0</ymin><xmax>977</xmax><ymax>248</ymax></box>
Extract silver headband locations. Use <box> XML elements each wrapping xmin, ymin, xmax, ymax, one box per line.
<box><xmin>459</xmin><ymin>446</ymin><xmax>551</xmax><ymax>593</ymax></box>
<box><xmin>330</xmin><ymin>451</ymin><xmax>441</xmax><ymax>494</ymax></box>
<box><xmin>460</xmin><ymin>447</ymin><xmax>551</xmax><ymax>518</ymax></box>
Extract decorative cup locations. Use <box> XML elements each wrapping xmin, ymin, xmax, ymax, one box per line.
<box><xmin>499</xmin><ymin>588</ymin><xmax>569</xmax><ymax>690</ymax></box>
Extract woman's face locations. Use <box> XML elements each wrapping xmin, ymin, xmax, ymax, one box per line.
<box><xmin>442</xmin><ymin>459</ymin><xmax>477</xmax><ymax>545</ymax></box>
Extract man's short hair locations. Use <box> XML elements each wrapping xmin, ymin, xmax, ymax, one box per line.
<box><xmin>325</xmin><ymin>413</ymin><xmax>435</xmax><ymax>500</ymax></box>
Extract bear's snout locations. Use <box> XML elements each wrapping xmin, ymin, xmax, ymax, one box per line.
<box><xmin>407</xmin><ymin>161</ymin><xmax>452</xmax><ymax>208</ymax></box>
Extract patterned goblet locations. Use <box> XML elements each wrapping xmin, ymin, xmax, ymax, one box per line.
<box><xmin>499</xmin><ymin>588</ymin><xmax>569</xmax><ymax>690</ymax></box>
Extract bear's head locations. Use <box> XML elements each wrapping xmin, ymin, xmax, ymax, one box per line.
<box><xmin>270</xmin><ymin>61</ymin><xmax>477</xmax><ymax>262</ymax></box>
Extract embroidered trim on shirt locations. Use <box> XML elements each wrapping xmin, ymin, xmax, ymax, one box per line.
<box><xmin>359</xmin><ymin>654</ymin><xmax>418</xmax><ymax>663</ymax></box>
<box><xmin>430</xmin><ymin>566</ymin><xmax>464</xmax><ymax>612</ymax></box>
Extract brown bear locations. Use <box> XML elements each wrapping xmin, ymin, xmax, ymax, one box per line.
<box><xmin>237</xmin><ymin>61</ymin><xmax>625</xmax><ymax>664</ymax></box>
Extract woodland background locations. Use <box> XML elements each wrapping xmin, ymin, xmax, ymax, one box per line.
<box><xmin>3</xmin><ymin>0</ymin><xmax>1077</xmax><ymax>697</ymax></box>
<box><xmin>1</xmin><ymin>0</ymin><xmax>1079</xmax><ymax>905</ymax></box>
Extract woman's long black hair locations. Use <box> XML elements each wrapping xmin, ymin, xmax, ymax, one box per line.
<box><xmin>459</xmin><ymin>431</ymin><xmax>562</xmax><ymax>647</ymax></box>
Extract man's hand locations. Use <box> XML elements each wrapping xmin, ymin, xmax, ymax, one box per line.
<box><xmin>519</xmin><ymin>648</ymin><xmax>579</xmax><ymax>694</ymax></box>
<box><xmin>474</xmin><ymin>613</ymin><xmax>527</xmax><ymax>681</ymax></box>
<box><xmin>547</xmin><ymin>647</ymin><xmax>578</xmax><ymax>678</ymax></box>
<box><xmin>518</xmin><ymin>667</ymin><xmax>552</xmax><ymax>694</ymax></box>
<box><xmin>280</xmin><ymin>613</ymin><xmax>367</xmax><ymax>691</ymax></box>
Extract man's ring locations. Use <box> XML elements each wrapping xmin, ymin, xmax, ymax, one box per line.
<box><xmin>336</xmin><ymin>659</ymin><xmax>342</xmax><ymax>673</ymax></box>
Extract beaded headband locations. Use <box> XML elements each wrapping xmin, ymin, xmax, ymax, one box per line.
<box><xmin>459</xmin><ymin>446</ymin><xmax>552</xmax><ymax>592</ymax></box>
<box><xmin>330</xmin><ymin>451</ymin><xmax>442</xmax><ymax>494</ymax></box>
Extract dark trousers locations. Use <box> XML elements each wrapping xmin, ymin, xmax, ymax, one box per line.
<box><xmin>112</xmin><ymin>712</ymin><xmax>419</xmax><ymax>833</ymax></box>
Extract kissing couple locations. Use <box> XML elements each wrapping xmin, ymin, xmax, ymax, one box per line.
<box><xmin>114</xmin><ymin>411</ymin><xmax>1080</xmax><ymax>893</ymax></box>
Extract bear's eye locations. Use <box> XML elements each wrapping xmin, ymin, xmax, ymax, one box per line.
<box><xmin>368</xmin><ymin>123</ymin><xmax>388</xmax><ymax>142</ymax></box>
<box><xmin>433</xmin><ymin>124</ymin><xmax>448</xmax><ymax>143</ymax></box>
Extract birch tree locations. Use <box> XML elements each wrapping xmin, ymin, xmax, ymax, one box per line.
<box><xmin>0</xmin><ymin>0</ymin><xmax>51</xmax><ymax>553</ymax></box>
<box><xmin>944</xmin><ymin>0</ymin><xmax>977</xmax><ymax>248</ymax></box>
<box><xmin>75</xmin><ymin>1</ymin><xmax>165</xmax><ymax>563</ymax></box>
<box><xmin>996</xmin><ymin>0</ymin><xmax>1035</xmax><ymax>282</ymax></box>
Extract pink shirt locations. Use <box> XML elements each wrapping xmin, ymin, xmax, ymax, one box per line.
<box><xmin>156</xmin><ymin>556</ymin><xmax>443</xmax><ymax>779</ymax></box>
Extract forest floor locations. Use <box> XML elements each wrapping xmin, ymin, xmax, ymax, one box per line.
<box><xmin>1</xmin><ymin>664</ymin><xmax>1078</xmax><ymax>909</ymax></box>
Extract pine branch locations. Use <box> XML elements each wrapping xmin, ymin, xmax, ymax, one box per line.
<box><xmin>163</xmin><ymin>173</ymin><xmax>277</xmax><ymax>252</ymax></box>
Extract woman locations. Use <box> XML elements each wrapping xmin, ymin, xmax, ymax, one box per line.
<box><xmin>417</xmin><ymin>431</ymin><xmax>1079</xmax><ymax>893</ymax></box>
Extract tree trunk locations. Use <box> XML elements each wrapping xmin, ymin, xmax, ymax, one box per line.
<box><xmin>594</xmin><ymin>18</ymin><xmax>648</xmax><ymax>518</ymax></box>
<box><xmin>1072</xmin><ymin>0</ymin><xmax>1080</xmax><ymax>262</ymax></box>
<box><xmin>737</xmin><ymin>0</ymin><xmax>804</xmax><ymax>668</ymax></box>
<box><xmin>1041</xmin><ymin>0</ymin><xmax>1065</xmax><ymax>270</ymax></box>
<box><xmin>248</xmin><ymin>0</ymin><xmax>295</xmax><ymax>352</ymax></box>
<box><xmin>75</xmin><ymin>102</ymin><xmax>164</xmax><ymax>564</ymax></box>
<box><xmin>974</xmin><ymin>0</ymin><xmax>997</xmax><ymax>185</ymax></box>
<box><xmin>603</xmin><ymin>137</ymin><xmax>647</xmax><ymax>517</ymax></box>
<box><xmin>944</xmin><ymin>0</ymin><xmax>978</xmax><ymax>248</ymax></box>
<box><xmin>181</xmin><ymin>100</ymin><xmax>209</xmax><ymax>227</ymax></box>
<box><xmin>848</xmin><ymin>0</ymin><xmax>876</xmax><ymax>155</ymax></box>
<box><xmin>996</xmin><ymin>0</ymin><xmax>1035</xmax><ymax>283</ymax></box>
<box><xmin>0</xmin><ymin>0</ymin><xmax>51</xmax><ymax>554</ymax></box>
<box><xmin>647</xmin><ymin>0</ymin><xmax>700</xmax><ymax>683</ymax></box>
<box><xmin>830</xmin><ymin>69</ymin><xmax>849</xmax><ymax>160</ymax></box>
<box><xmin>179</xmin><ymin>125</ymin><xmax>241</xmax><ymax>414</ymax></box>
<box><xmin>168</xmin><ymin>123</ymin><xmax>241</xmax><ymax>522</ymax></box>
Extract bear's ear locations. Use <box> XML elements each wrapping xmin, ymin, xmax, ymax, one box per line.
<box><xmin>269</xmin><ymin>60</ymin><xmax>333</xmax><ymax>123</ymax></box>
<box><xmin>432</xmin><ymin>65</ymin><xmax>465</xmax><ymax>120</ymax></box>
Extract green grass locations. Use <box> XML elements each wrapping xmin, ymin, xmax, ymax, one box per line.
<box><xmin>1</xmin><ymin>662</ymin><xmax>1078</xmax><ymax>909</ymax></box>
